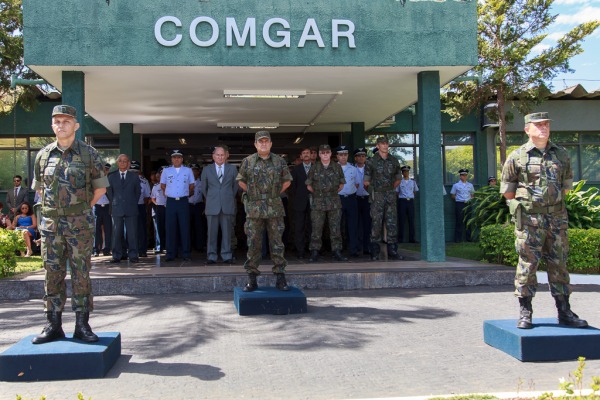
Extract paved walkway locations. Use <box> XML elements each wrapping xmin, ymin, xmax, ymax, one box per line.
<box><xmin>1</xmin><ymin>284</ymin><xmax>599</xmax><ymax>400</ymax></box>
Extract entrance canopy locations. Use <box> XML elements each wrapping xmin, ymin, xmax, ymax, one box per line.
<box><xmin>23</xmin><ymin>0</ymin><xmax>477</xmax><ymax>136</ymax></box>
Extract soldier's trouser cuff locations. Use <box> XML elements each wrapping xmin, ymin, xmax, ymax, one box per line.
<box><xmin>271</xmin><ymin>264</ymin><xmax>286</xmax><ymax>274</ymax></box>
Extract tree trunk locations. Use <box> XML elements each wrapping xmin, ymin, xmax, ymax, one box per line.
<box><xmin>497</xmin><ymin>89</ymin><xmax>507</xmax><ymax>167</ymax></box>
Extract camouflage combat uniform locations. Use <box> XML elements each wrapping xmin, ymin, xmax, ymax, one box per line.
<box><xmin>32</xmin><ymin>140</ymin><xmax>109</xmax><ymax>312</ymax></box>
<box><xmin>501</xmin><ymin>140</ymin><xmax>573</xmax><ymax>297</ymax></box>
<box><xmin>237</xmin><ymin>152</ymin><xmax>292</xmax><ymax>275</ymax></box>
<box><xmin>306</xmin><ymin>161</ymin><xmax>345</xmax><ymax>252</ymax></box>
<box><xmin>364</xmin><ymin>152</ymin><xmax>402</xmax><ymax>245</ymax></box>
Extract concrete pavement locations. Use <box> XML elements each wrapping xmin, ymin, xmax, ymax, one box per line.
<box><xmin>1</xmin><ymin>284</ymin><xmax>599</xmax><ymax>400</ymax></box>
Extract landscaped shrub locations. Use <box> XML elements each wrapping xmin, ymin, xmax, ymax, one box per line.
<box><xmin>465</xmin><ymin>185</ymin><xmax>511</xmax><ymax>241</ymax></box>
<box><xmin>565</xmin><ymin>181</ymin><xmax>600</xmax><ymax>229</ymax></box>
<box><xmin>0</xmin><ymin>229</ymin><xmax>26</xmax><ymax>278</ymax></box>
<box><xmin>479</xmin><ymin>225</ymin><xmax>600</xmax><ymax>274</ymax></box>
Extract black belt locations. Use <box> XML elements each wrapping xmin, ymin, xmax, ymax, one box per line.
<box><xmin>95</xmin><ymin>204</ymin><xmax>108</xmax><ymax>207</ymax></box>
<box><xmin>357</xmin><ymin>195</ymin><xmax>369</xmax><ymax>199</ymax></box>
<box><xmin>399</xmin><ymin>198</ymin><xmax>413</xmax><ymax>201</ymax></box>
<box><xmin>339</xmin><ymin>194</ymin><xmax>356</xmax><ymax>198</ymax></box>
<box><xmin>168</xmin><ymin>196</ymin><xmax>188</xmax><ymax>201</ymax></box>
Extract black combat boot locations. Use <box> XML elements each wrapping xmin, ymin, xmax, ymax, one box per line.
<box><xmin>243</xmin><ymin>273</ymin><xmax>258</xmax><ymax>292</ymax></box>
<box><xmin>370</xmin><ymin>242</ymin><xmax>380</xmax><ymax>261</ymax></box>
<box><xmin>32</xmin><ymin>311</ymin><xmax>65</xmax><ymax>344</ymax></box>
<box><xmin>308</xmin><ymin>250</ymin><xmax>319</xmax><ymax>263</ymax></box>
<box><xmin>332</xmin><ymin>250</ymin><xmax>348</xmax><ymax>262</ymax></box>
<box><xmin>275</xmin><ymin>273</ymin><xmax>290</xmax><ymax>291</ymax></box>
<box><xmin>73</xmin><ymin>312</ymin><xmax>99</xmax><ymax>343</ymax></box>
<box><xmin>517</xmin><ymin>297</ymin><xmax>533</xmax><ymax>329</ymax></box>
<box><xmin>387</xmin><ymin>244</ymin><xmax>404</xmax><ymax>260</ymax></box>
<box><xmin>554</xmin><ymin>295</ymin><xmax>588</xmax><ymax>328</ymax></box>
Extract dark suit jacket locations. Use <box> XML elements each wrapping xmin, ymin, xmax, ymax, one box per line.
<box><xmin>290</xmin><ymin>163</ymin><xmax>311</xmax><ymax>211</ymax></box>
<box><xmin>6</xmin><ymin>185</ymin><xmax>29</xmax><ymax>215</ymax></box>
<box><xmin>107</xmin><ymin>170</ymin><xmax>141</xmax><ymax>217</ymax></box>
<box><xmin>200</xmin><ymin>163</ymin><xmax>238</xmax><ymax>215</ymax></box>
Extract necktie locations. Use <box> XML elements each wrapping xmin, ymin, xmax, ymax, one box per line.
<box><xmin>14</xmin><ymin>187</ymin><xmax>18</xmax><ymax>199</ymax></box>
<box><xmin>121</xmin><ymin>172</ymin><xmax>125</xmax><ymax>183</ymax></box>
<box><xmin>305</xmin><ymin>164</ymin><xmax>310</xmax><ymax>174</ymax></box>
<box><xmin>218</xmin><ymin>166</ymin><xmax>223</xmax><ymax>183</ymax></box>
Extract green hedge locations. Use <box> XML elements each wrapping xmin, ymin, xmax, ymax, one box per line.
<box><xmin>480</xmin><ymin>225</ymin><xmax>600</xmax><ymax>274</ymax></box>
<box><xmin>0</xmin><ymin>230</ymin><xmax>26</xmax><ymax>278</ymax></box>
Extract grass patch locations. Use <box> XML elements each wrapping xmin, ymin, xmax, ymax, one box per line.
<box><xmin>6</xmin><ymin>256</ymin><xmax>44</xmax><ymax>278</ymax></box>
<box><xmin>399</xmin><ymin>242</ymin><xmax>483</xmax><ymax>261</ymax></box>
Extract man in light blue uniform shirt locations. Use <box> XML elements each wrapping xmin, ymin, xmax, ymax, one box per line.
<box><xmin>160</xmin><ymin>150</ymin><xmax>195</xmax><ymax>261</ymax></box>
<box><xmin>354</xmin><ymin>147</ymin><xmax>371</xmax><ymax>255</ymax></box>
<box><xmin>450</xmin><ymin>168</ymin><xmax>475</xmax><ymax>242</ymax></box>
<box><xmin>93</xmin><ymin>163</ymin><xmax>112</xmax><ymax>256</ymax></box>
<box><xmin>396</xmin><ymin>165</ymin><xmax>419</xmax><ymax>243</ymax></box>
<box><xmin>336</xmin><ymin>145</ymin><xmax>361</xmax><ymax>257</ymax></box>
<box><xmin>151</xmin><ymin>167</ymin><xmax>167</xmax><ymax>254</ymax></box>
<box><xmin>131</xmin><ymin>161</ymin><xmax>151</xmax><ymax>257</ymax></box>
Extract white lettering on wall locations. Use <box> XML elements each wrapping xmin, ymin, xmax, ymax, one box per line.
<box><xmin>155</xmin><ymin>16</ymin><xmax>183</xmax><ymax>47</ymax></box>
<box><xmin>263</xmin><ymin>18</ymin><xmax>291</xmax><ymax>48</ymax></box>
<box><xmin>298</xmin><ymin>19</ymin><xmax>325</xmax><ymax>48</ymax></box>
<box><xmin>332</xmin><ymin>19</ymin><xmax>356</xmax><ymax>48</ymax></box>
<box><xmin>226</xmin><ymin>18</ymin><xmax>257</xmax><ymax>47</ymax></box>
<box><xmin>190</xmin><ymin>16</ymin><xmax>219</xmax><ymax>47</ymax></box>
<box><xmin>154</xmin><ymin>16</ymin><xmax>356</xmax><ymax>49</ymax></box>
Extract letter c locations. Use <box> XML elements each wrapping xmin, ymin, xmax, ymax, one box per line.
<box><xmin>155</xmin><ymin>16</ymin><xmax>182</xmax><ymax>47</ymax></box>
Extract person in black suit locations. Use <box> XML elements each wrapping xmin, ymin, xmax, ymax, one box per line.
<box><xmin>6</xmin><ymin>175</ymin><xmax>29</xmax><ymax>220</ymax></box>
<box><xmin>290</xmin><ymin>146</ymin><xmax>313</xmax><ymax>259</ymax></box>
<box><xmin>106</xmin><ymin>154</ymin><xmax>141</xmax><ymax>264</ymax></box>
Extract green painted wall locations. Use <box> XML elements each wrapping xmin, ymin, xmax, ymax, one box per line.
<box><xmin>23</xmin><ymin>0</ymin><xmax>477</xmax><ymax>67</ymax></box>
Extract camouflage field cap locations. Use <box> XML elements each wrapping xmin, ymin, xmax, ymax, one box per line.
<box><xmin>319</xmin><ymin>144</ymin><xmax>331</xmax><ymax>152</ymax></box>
<box><xmin>52</xmin><ymin>105</ymin><xmax>77</xmax><ymax>119</ymax></box>
<box><xmin>255</xmin><ymin>131</ymin><xmax>271</xmax><ymax>141</ymax></box>
<box><xmin>524</xmin><ymin>112</ymin><xmax>551</xmax><ymax>124</ymax></box>
<box><xmin>376</xmin><ymin>136</ymin><xmax>389</xmax><ymax>144</ymax></box>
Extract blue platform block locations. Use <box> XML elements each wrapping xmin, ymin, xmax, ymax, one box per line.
<box><xmin>484</xmin><ymin>319</ymin><xmax>600</xmax><ymax>362</ymax></box>
<box><xmin>0</xmin><ymin>332</ymin><xmax>121</xmax><ymax>381</ymax></box>
<box><xmin>234</xmin><ymin>287</ymin><xmax>307</xmax><ymax>316</ymax></box>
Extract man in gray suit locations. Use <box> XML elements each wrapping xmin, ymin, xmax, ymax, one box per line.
<box><xmin>201</xmin><ymin>145</ymin><xmax>238</xmax><ymax>264</ymax></box>
<box><xmin>106</xmin><ymin>154</ymin><xmax>141</xmax><ymax>264</ymax></box>
<box><xmin>6</xmin><ymin>175</ymin><xmax>29</xmax><ymax>220</ymax></box>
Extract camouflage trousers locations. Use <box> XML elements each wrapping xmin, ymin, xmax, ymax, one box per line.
<box><xmin>370</xmin><ymin>191</ymin><xmax>398</xmax><ymax>244</ymax></box>
<box><xmin>41</xmin><ymin>219</ymin><xmax>94</xmax><ymax>312</ymax></box>
<box><xmin>310</xmin><ymin>208</ymin><xmax>342</xmax><ymax>251</ymax></box>
<box><xmin>514</xmin><ymin>212</ymin><xmax>571</xmax><ymax>297</ymax></box>
<box><xmin>243</xmin><ymin>217</ymin><xmax>287</xmax><ymax>275</ymax></box>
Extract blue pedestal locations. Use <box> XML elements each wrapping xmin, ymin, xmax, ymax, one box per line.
<box><xmin>484</xmin><ymin>319</ymin><xmax>600</xmax><ymax>362</ymax></box>
<box><xmin>234</xmin><ymin>287</ymin><xmax>307</xmax><ymax>316</ymax></box>
<box><xmin>0</xmin><ymin>332</ymin><xmax>121</xmax><ymax>381</ymax></box>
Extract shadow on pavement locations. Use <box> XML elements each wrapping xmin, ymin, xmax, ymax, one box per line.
<box><xmin>109</xmin><ymin>355</ymin><xmax>225</xmax><ymax>381</ymax></box>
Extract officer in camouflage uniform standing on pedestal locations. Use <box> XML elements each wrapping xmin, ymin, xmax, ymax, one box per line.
<box><xmin>306</xmin><ymin>144</ymin><xmax>348</xmax><ymax>263</ymax></box>
<box><xmin>237</xmin><ymin>131</ymin><xmax>292</xmax><ymax>292</ymax></box>
<box><xmin>31</xmin><ymin>105</ymin><xmax>109</xmax><ymax>344</ymax></box>
<box><xmin>364</xmin><ymin>136</ymin><xmax>403</xmax><ymax>261</ymax></box>
<box><xmin>501</xmin><ymin>111</ymin><xmax>587</xmax><ymax>329</ymax></box>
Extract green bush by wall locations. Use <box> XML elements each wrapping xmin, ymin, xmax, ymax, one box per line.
<box><xmin>0</xmin><ymin>230</ymin><xmax>26</xmax><ymax>277</ymax></box>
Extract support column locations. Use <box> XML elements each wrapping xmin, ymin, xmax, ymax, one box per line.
<box><xmin>417</xmin><ymin>71</ymin><xmax>445</xmax><ymax>262</ymax></box>
<box><xmin>119</xmin><ymin>123</ymin><xmax>134</xmax><ymax>157</ymax></box>
<box><xmin>349</xmin><ymin>122</ymin><xmax>366</xmax><ymax>150</ymax></box>
<box><xmin>62</xmin><ymin>71</ymin><xmax>85</xmax><ymax>141</ymax></box>
<box><xmin>132</xmin><ymin>133</ymin><xmax>141</xmax><ymax>163</ymax></box>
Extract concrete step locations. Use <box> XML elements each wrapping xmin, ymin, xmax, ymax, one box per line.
<box><xmin>0</xmin><ymin>253</ymin><xmax>514</xmax><ymax>300</ymax></box>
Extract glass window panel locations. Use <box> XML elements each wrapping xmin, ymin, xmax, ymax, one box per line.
<box><xmin>444</xmin><ymin>145</ymin><xmax>474</xmax><ymax>184</ymax></box>
<box><xmin>497</xmin><ymin>133</ymin><xmax>526</xmax><ymax>146</ymax></box>
<box><xmin>365</xmin><ymin>135</ymin><xmax>380</xmax><ymax>145</ymax></box>
<box><xmin>29</xmin><ymin>136</ymin><xmax>55</xmax><ymax>149</ymax></box>
<box><xmin>388</xmin><ymin>133</ymin><xmax>415</xmax><ymax>145</ymax></box>
<box><xmin>0</xmin><ymin>150</ymin><xmax>29</xmax><ymax>192</ymax></box>
<box><xmin>443</xmin><ymin>133</ymin><xmax>473</xmax><ymax>145</ymax></box>
<box><xmin>389</xmin><ymin>147</ymin><xmax>416</xmax><ymax>169</ymax></box>
<box><xmin>96</xmin><ymin>149</ymin><xmax>121</xmax><ymax>172</ymax></box>
<box><xmin>496</xmin><ymin>145</ymin><xmax>522</xmax><ymax>177</ymax></box>
<box><xmin>0</xmin><ymin>138</ymin><xmax>27</xmax><ymax>148</ymax></box>
<box><xmin>563</xmin><ymin>146</ymin><xmax>580</xmax><ymax>182</ymax></box>
<box><xmin>551</xmin><ymin>132</ymin><xmax>578</xmax><ymax>143</ymax></box>
<box><xmin>580</xmin><ymin>133</ymin><xmax>600</xmax><ymax>143</ymax></box>
<box><xmin>581</xmin><ymin>144</ymin><xmax>600</xmax><ymax>182</ymax></box>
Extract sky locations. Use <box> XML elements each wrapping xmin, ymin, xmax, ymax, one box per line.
<box><xmin>540</xmin><ymin>0</ymin><xmax>600</xmax><ymax>92</ymax></box>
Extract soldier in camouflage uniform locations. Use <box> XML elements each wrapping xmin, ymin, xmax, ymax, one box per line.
<box><xmin>31</xmin><ymin>105</ymin><xmax>109</xmax><ymax>344</ymax></box>
<box><xmin>237</xmin><ymin>131</ymin><xmax>292</xmax><ymax>292</ymax></box>
<box><xmin>306</xmin><ymin>144</ymin><xmax>348</xmax><ymax>263</ymax></box>
<box><xmin>363</xmin><ymin>136</ymin><xmax>404</xmax><ymax>261</ymax></box>
<box><xmin>501</xmin><ymin>111</ymin><xmax>587</xmax><ymax>329</ymax></box>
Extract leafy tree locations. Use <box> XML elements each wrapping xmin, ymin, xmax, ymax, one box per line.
<box><xmin>0</xmin><ymin>0</ymin><xmax>40</xmax><ymax>114</ymax></box>
<box><xmin>442</xmin><ymin>0</ymin><xmax>600</xmax><ymax>166</ymax></box>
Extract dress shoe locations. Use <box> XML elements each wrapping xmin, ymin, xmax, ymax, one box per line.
<box><xmin>129</xmin><ymin>258</ymin><xmax>140</xmax><ymax>263</ymax></box>
<box><xmin>92</xmin><ymin>251</ymin><xmax>99</xmax><ymax>257</ymax></box>
<box><xmin>183</xmin><ymin>257</ymin><xmax>191</xmax><ymax>261</ymax></box>
<box><xmin>103</xmin><ymin>251</ymin><xmax>112</xmax><ymax>256</ymax></box>
<box><xmin>350</xmin><ymin>252</ymin><xmax>360</xmax><ymax>258</ymax></box>
<box><xmin>222</xmin><ymin>259</ymin><xmax>233</xmax><ymax>264</ymax></box>
<box><xmin>121</xmin><ymin>256</ymin><xmax>128</xmax><ymax>260</ymax></box>
<box><xmin>165</xmin><ymin>258</ymin><xmax>175</xmax><ymax>262</ymax></box>
<box><xmin>206</xmin><ymin>260</ymin><xmax>216</xmax><ymax>265</ymax></box>
<box><xmin>138</xmin><ymin>253</ymin><xmax>148</xmax><ymax>258</ymax></box>
<box><xmin>108</xmin><ymin>259</ymin><xmax>120</xmax><ymax>264</ymax></box>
